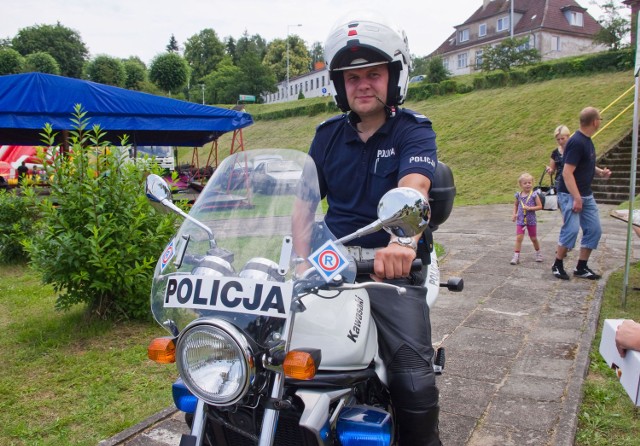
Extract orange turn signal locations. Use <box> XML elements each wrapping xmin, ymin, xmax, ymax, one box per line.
<box><xmin>148</xmin><ymin>337</ymin><xmax>176</xmax><ymax>364</ymax></box>
<box><xmin>283</xmin><ymin>351</ymin><xmax>318</xmax><ymax>380</ymax></box>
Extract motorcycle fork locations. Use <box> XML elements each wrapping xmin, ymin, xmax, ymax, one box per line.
<box><xmin>181</xmin><ymin>399</ymin><xmax>206</xmax><ymax>446</ymax></box>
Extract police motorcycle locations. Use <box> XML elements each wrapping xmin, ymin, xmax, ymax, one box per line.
<box><xmin>146</xmin><ymin>148</ymin><xmax>462</xmax><ymax>446</ymax></box>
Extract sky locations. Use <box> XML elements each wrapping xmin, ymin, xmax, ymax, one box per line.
<box><xmin>0</xmin><ymin>0</ymin><xmax>612</xmax><ymax>66</ymax></box>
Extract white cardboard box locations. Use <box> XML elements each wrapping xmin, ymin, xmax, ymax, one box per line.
<box><xmin>599</xmin><ymin>318</ymin><xmax>640</xmax><ymax>406</ymax></box>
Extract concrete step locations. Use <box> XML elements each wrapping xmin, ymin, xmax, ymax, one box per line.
<box><xmin>593</xmin><ymin>191</ymin><xmax>634</xmax><ymax>204</ymax></box>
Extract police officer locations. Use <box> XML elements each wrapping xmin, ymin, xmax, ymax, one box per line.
<box><xmin>307</xmin><ymin>11</ymin><xmax>441</xmax><ymax>445</ymax></box>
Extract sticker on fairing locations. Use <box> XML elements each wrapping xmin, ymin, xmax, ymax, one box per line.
<box><xmin>308</xmin><ymin>240</ymin><xmax>349</xmax><ymax>282</ymax></box>
<box><xmin>164</xmin><ymin>275</ymin><xmax>293</xmax><ymax>319</ymax></box>
<box><xmin>160</xmin><ymin>239</ymin><xmax>175</xmax><ymax>271</ymax></box>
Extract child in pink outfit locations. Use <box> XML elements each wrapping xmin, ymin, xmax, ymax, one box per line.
<box><xmin>511</xmin><ymin>172</ymin><xmax>543</xmax><ymax>264</ymax></box>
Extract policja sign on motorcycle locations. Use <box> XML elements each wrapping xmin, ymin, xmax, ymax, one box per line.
<box><xmin>164</xmin><ymin>274</ymin><xmax>293</xmax><ymax>319</ymax></box>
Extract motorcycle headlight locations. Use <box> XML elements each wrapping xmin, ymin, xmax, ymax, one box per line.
<box><xmin>239</xmin><ymin>257</ymin><xmax>284</xmax><ymax>282</ymax></box>
<box><xmin>176</xmin><ymin>319</ymin><xmax>254</xmax><ymax>406</ymax></box>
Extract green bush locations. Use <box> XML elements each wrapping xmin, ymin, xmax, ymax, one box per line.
<box><xmin>583</xmin><ymin>49</ymin><xmax>633</xmax><ymax>72</ymax></box>
<box><xmin>439</xmin><ymin>79</ymin><xmax>458</xmax><ymax>94</ymax></box>
<box><xmin>307</xmin><ymin>101</ymin><xmax>328</xmax><ymax>116</ymax></box>
<box><xmin>456</xmin><ymin>83</ymin><xmax>474</xmax><ymax>94</ymax></box>
<box><xmin>526</xmin><ymin>63</ymin><xmax>554</xmax><ymax>81</ymax></box>
<box><xmin>551</xmin><ymin>60</ymin><xmax>579</xmax><ymax>76</ymax></box>
<box><xmin>0</xmin><ymin>188</ymin><xmax>39</xmax><ymax>263</ymax></box>
<box><xmin>507</xmin><ymin>70</ymin><xmax>528</xmax><ymax>86</ymax></box>
<box><xmin>253</xmin><ymin>101</ymin><xmax>337</xmax><ymax>120</ymax></box>
<box><xmin>472</xmin><ymin>76</ymin><xmax>488</xmax><ymax>90</ymax></box>
<box><xmin>485</xmin><ymin>72</ymin><xmax>508</xmax><ymax>88</ymax></box>
<box><xmin>24</xmin><ymin>105</ymin><xmax>178</xmax><ymax>320</ymax></box>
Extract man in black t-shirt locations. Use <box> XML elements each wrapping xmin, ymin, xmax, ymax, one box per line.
<box><xmin>552</xmin><ymin>107</ymin><xmax>611</xmax><ymax>280</ymax></box>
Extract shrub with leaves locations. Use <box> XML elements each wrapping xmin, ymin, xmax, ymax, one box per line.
<box><xmin>0</xmin><ymin>187</ymin><xmax>39</xmax><ymax>263</ymax></box>
<box><xmin>24</xmin><ymin>105</ymin><xmax>178</xmax><ymax>320</ymax></box>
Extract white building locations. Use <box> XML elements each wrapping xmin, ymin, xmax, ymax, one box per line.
<box><xmin>430</xmin><ymin>0</ymin><xmax>606</xmax><ymax>76</ymax></box>
<box><xmin>262</xmin><ymin>68</ymin><xmax>333</xmax><ymax>104</ymax></box>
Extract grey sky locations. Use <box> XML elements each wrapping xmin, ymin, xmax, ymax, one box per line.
<box><xmin>1</xmin><ymin>0</ymin><xmax>610</xmax><ymax>64</ymax></box>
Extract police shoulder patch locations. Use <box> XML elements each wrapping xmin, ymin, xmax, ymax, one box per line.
<box><xmin>317</xmin><ymin>114</ymin><xmax>346</xmax><ymax>130</ymax></box>
<box><xmin>400</xmin><ymin>108</ymin><xmax>431</xmax><ymax>124</ymax></box>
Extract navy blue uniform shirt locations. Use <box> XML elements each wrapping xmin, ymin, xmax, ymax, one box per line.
<box><xmin>308</xmin><ymin>108</ymin><xmax>438</xmax><ymax>248</ymax></box>
<box><xmin>558</xmin><ymin>130</ymin><xmax>596</xmax><ymax>196</ymax></box>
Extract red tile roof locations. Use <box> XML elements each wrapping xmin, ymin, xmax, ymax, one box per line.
<box><xmin>431</xmin><ymin>0</ymin><xmax>602</xmax><ymax>56</ymax></box>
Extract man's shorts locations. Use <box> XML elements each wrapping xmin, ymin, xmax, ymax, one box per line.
<box><xmin>557</xmin><ymin>193</ymin><xmax>602</xmax><ymax>250</ymax></box>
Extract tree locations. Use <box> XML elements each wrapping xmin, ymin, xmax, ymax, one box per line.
<box><xmin>183</xmin><ymin>29</ymin><xmax>225</xmax><ymax>84</ymax></box>
<box><xmin>411</xmin><ymin>56</ymin><xmax>430</xmax><ymax>76</ymax></box>
<box><xmin>236</xmin><ymin>50</ymin><xmax>277</xmax><ymax>101</ymax></box>
<box><xmin>123</xmin><ymin>57</ymin><xmax>147</xmax><ymax>90</ymax></box>
<box><xmin>225</xmin><ymin>36</ymin><xmax>237</xmax><ymax>62</ymax></box>
<box><xmin>263</xmin><ymin>35</ymin><xmax>310</xmax><ymax>82</ymax></box>
<box><xmin>25</xmin><ymin>106</ymin><xmax>178</xmax><ymax>320</ymax></box>
<box><xmin>11</xmin><ymin>23</ymin><xmax>88</xmax><ymax>78</ymax></box>
<box><xmin>481</xmin><ymin>37</ymin><xmax>541</xmax><ymax>72</ymax></box>
<box><xmin>310</xmin><ymin>41</ymin><xmax>324</xmax><ymax>70</ymax></box>
<box><xmin>149</xmin><ymin>52</ymin><xmax>189</xmax><ymax>94</ymax></box>
<box><xmin>85</xmin><ymin>55</ymin><xmax>127</xmax><ymax>87</ymax></box>
<box><xmin>203</xmin><ymin>55</ymin><xmax>243</xmax><ymax>104</ymax></box>
<box><xmin>166</xmin><ymin>34</ymin><xmax>180</xmax><ymax>53</ymax></box>
<box><xmin>593</xmin><ymin>1</ymin><xmax>630</xmax><ymax>50</ymax></box>
<box><xmin>0</xmin><ymin>48</ymin><xmax>24</xmax><ymax>75</ymax></box>
<box><xmin>425</xmin><ymin>56</ymin><xmax>450</xmax><ymax>83</ymax></box>
<box><xmin>24</xmin><ymin>51</ymin><xmax>60</xmax><ymax>74</ymax></box>
<box><xmin>236</xmin><ymin>31</ymin><xmax>267</xmax><ymax>62</ymax></box>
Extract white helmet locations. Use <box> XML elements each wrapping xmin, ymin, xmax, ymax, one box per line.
<box><xmin>324</xmin><ymin>11</ymin><xmax>411</xmax><ymax>112</ymax></box>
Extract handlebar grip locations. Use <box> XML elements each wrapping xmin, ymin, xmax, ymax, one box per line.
<box><xmin>356</xmin><ymin>259</ymin><xmax>423</xmax><ymax>275</ymax></box>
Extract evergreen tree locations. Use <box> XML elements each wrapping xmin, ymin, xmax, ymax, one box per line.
<box><xmin>167</xmin><ymin>34</ymin><xmax>180</xmax><ymax>53</ymax></box>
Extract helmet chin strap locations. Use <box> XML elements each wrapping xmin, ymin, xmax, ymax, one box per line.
<box><xmin>375</xmin><ymin>95</ymin><xmax>396</xmax><ymax>118</ymax></box>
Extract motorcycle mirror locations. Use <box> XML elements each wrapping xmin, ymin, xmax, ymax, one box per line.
<box><xmin>145</xmin><ymin>174</ymin><xmax>173</xmax><ymax>214</ymax></box>
<box><xmin>378</xmin><ymin>187</ymin><xmax>431</xmax><ymax>238</ymax></box>
<box><xmin>336</xmin><ymin>187</ymin><xmax>430</xmax><ymax>244</ymax></box>
<box><xmin>145</xmin><ymin>174</ymin><xmax>217</xmax><ymax>245</ymax></box>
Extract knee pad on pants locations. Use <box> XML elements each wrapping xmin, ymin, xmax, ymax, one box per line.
<box><xmin>387</xmin><ymin>346</ymin><xmax>439</xmax><ymax>411</ymax></box>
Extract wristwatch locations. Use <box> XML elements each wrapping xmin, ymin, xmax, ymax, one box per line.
<box><xmin>389</xmin><ymin>237</ymin><xmax>418</xmax><ymax>252</ymax></box>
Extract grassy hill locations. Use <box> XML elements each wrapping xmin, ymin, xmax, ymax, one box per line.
<box><xmin>197</xmin><ymin>71</ymin><xmax>635</xmax><ymax>205</ymax></box>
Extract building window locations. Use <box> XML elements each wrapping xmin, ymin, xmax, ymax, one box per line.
<box><xmin>322</xmin><ymin>76</ymin><xmax>325</xmax><ymax>86</ymax></box>
<box><xmin>475</xmin><ymin>49</ymin><xmax>483</xmax><ymax>68</ymax></box>
<box><xmin>552</xmin><ymin>36</ymin><xmax>560</xmax><ymax>51</ymax></box>
<box><xmin>457</xmin><ymin>52</ymin><xmax>468</xmax><ymax>69</ymax></box>
<box><xmin>443</xmin><ymin>57</ymin><xmax>449</xmax><ymax>71</ymax></box>
<box><xmin>458</xmin><ymin>28</ymin><xmax>469</xmax><ymax>43</ymax></box>
<box><xmin>497</xmin><ymin>16</ymin><xmax>510</xmax><ymax>32</ymax></box>
<box><xmin>479</xmin><ymin>23</ymin><xmax>487</xmax><ymax>37</ymax></box>
<box><xmin>566</xmin><ymin>11</ymin><xmax>583</xmax><ymax>26</ymax></box>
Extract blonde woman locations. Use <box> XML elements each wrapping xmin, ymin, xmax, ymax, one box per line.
<box><xmin>546</xmin><ymin>125</ymin><xmax>570</xmax><ymax>189</ymax></box>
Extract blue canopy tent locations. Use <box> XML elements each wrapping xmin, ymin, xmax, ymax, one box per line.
<box><xmin>0</xmin><ymin>72</ymin><xmax>253</xmax><ymax>147</ymax></box>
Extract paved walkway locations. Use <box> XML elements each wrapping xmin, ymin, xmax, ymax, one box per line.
<box><xmin>100</xmin><ymin>204</ymin><xmax>638</xmax><ymax>446</ymax></box>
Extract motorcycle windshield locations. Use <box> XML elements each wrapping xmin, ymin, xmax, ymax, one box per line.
<box><xmin>151</xmin><ymin>148</ymin><xmax>357</xmax><ymax>337</ymax></box>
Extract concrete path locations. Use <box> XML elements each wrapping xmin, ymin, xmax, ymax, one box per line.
<box><xmin>99</xmin><ymin>203</ymin><xmax>638</xmax><ymax>446</ymax></box>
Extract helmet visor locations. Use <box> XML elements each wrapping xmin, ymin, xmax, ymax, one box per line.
<box><xmin>330</xmin><ymin>46</ymin><xmax>390</xmax><ymax>71</ymax></box>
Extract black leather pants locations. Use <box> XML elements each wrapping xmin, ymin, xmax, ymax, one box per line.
<box><xmin>367</xmin><ymin>282</ymin><xmax>441</xmax><ymax>446</ymax></box>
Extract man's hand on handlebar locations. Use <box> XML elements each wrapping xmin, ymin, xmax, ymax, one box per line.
<box><xmin>372</xmin><ymin>243</ymin><xmax>417</xmax><ymax>281</ymax></box>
